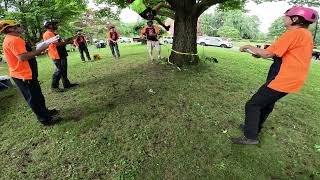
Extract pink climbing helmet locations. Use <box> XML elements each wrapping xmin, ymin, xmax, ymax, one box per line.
<box><xmin>285</xmin><ymin>6</ymin><xmax>319</xmax><ymax>23</ymax></box>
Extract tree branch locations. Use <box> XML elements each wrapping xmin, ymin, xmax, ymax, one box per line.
<box><xmin>194</xmin><ymin>0</ymin><xmax>226</xmax><ymax>17</ymax></box>
<box><xmin>158</xmin><ymin>10</ymin><xmax>175</xmax><ymax>20</ymax></box>
<box><xmin>164</xmin><ymin>0</ymin><xmax>176</xmax><ymax>9</ymax></box>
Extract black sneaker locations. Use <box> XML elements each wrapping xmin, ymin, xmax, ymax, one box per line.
<box><xmin>64</xmin><ymin>83</ymin><xmax>79</xmax><ymax>89</ymax></box>
<box><xmin>230</xmin><ymin>136</ymin><xmax>259</xmax><ymax>145</ymax></box>
<box><xmin>47</xmin><ymin>109</ymin><xmax>59</xmax><ymax>116</ymax></box>
<box><xmin>51</xmin><ymin>87</ymin><xmax>65</xmax><ymax>93</ymax></box>
<box><xmin>41</xmin><ymin>116</ymin><xmax>62</xmax><ymax>126</ymax></box>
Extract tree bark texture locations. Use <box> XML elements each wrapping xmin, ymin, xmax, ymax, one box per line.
<box><xmin>169</xmin><ymin>0</ymin><xmax>199</xmax><ymax>67</ymax></box>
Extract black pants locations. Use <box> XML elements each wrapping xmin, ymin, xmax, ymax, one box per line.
<box><xmin>244</xmin><ymin>84</ymin><xmax>287</xmax><ymax>139</ymax></box>
<box><xmin>79</xmin><ymin>46</ymin><xmax>91</xmax><ymax>61</ymax></box>
<box><xmin>109</xmin><ymin>43</ymin><xmax>120</xmax><ymax>58</ymax></box>
<box><xmin>52</xmin><ymin>58</ymin><xmax>71</xmax><ymax>88</ymax></box>
<box><xmin>12</xmin><ymin>78</ymin><xmax>51</xmax><ymax>122</ymax></box>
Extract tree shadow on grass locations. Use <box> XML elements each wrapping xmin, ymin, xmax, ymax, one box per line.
<box><xmin>59</xmin><ymin>63</ymin><xmax>182</xmax><ymax>123</ymax></box>
<box><xmin>0</xmin><ymin>88</ymin><xmax>21</xmax><ymax>122</ymax></box>
<box><xmin>59</xmin><ymin>61</ymin><xmax>214</xmax><ymax>122</ymax></box>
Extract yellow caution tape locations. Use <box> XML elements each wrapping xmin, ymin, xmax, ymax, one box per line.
<box><xmin>171</xmin><ymin>49</ymin><xmax>198</xmax><ymax>56</ymax></box>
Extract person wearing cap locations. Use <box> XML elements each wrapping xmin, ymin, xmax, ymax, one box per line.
<box><xmin>74</xmin><ymin>30</ymin><xmax>92</xmax><ymax>62</ymax></box>
<box><xmin>141</xmin><ymin>21</ymin><xmax>161</xmax><ymax>63</ymax></box>
<box><xmin>230</xmin><ymin>7</ymin><xmax>319</xmax><ymax>145</ymax></box>
<box><xmin>0</xmin><ymin>20</ymin><xmax>61</xmax><ymax>126</ymax></box>
<box><xmin>43</xmin><ymin>21</ymin><xmax>78</xmax><ymax>92</ymax></box>
<box><xmin>127</xmin><ymin>0</ymin><xmax>171</xmax><ymax>31</ymax></box>
<box><xmin>107</xmin><ymin>26</ymin><xmax>120</xmax><ymax>60</ymax></box>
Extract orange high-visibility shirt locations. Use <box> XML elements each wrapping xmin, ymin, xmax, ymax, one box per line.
<box><xmin>43</xmin><ymin>30</ymin><xmax>60</xmax><ymax>60</ymax></box>
<box><xmin>2</xmin><ymin>35</ymin><xmax>32</xmax><ymax>80</ymax></box>
<box><xmin>266</xmin><ymin>28</ymin><xmax>313</xmax><ymax>93</ymax></box>
<box><xmin>107</xmin><ymin>31</ymin><xmax>120</xmax><ymax>43</ymax></box>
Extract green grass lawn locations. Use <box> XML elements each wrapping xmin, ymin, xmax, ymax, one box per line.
<box><xmin>1</xmin><ymin>44</ymin><xmax>320</xmax><ymax>179</ymax></box>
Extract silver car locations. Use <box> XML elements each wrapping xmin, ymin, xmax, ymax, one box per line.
<box><xmin>160</xmin><ymin>36</ymin><xmax>173</xmax><ymax>44</ymax></box>
<box><xmin>118</xmin><ymin>37</ymin><xmax>132</xmax><ymax>43</ymax></box>
<box><xmin>197</xmin><ymin>37</ymin><xmax>233</xmax><ymax>48</ymax></box>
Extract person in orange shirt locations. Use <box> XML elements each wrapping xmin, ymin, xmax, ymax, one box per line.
<box><xmin>141</xmin><ymin>21</ymin><xmax>161</xmax><ymax>63</ymax></box>
<box><xmin>0</xmin><ymin>20</ymin><xmax>61</xmax><ymax>126</ymax></box>
<box><xmin>74</xmin><ymin>30</ymin><xmax>92</xmax><ymax>62</ymax></box>
<box><xmin>230</xmin><ymin>7</ymin><xmax>319</xmax><ymax>145</ymax></box>
<box><xmin>107</xmin><ymin>26</ymin><xmax>120</xmax><ymax>60</ymax></box>
<box><xmin>43</xmin><ymin>21</ymin><xmax>78</xmax><ymax>92</ymax></box>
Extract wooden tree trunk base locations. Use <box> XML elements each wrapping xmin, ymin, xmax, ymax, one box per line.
<box><xmin>169</xmin><ymin>54</ymin><xmax>199</xmax><ymax>67</ymax></box>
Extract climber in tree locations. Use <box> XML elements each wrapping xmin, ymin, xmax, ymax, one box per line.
<box><xmin>127</xmin><ymin>0</ymin><xmax>171</xmax><ymax>31</ymax></box>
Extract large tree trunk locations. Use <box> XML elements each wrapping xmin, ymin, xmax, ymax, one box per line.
<box><xmin>169</xmin><ymin>2</ymin><xmax>199</xmax><ymax>67</ymax></box>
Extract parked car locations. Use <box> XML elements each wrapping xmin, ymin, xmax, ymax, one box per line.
<box><xmin>118</xmin><ymin>37</ymin><xmax>132</xmax><ymax>43</ymax></box>
<box><xmin>197</xmin><ymin>37</ymin><xmax>233</xmax><ymax>48</ymax></box>
<box><xmin>132</xmin><ymin>37</ymin><xmax>145</xmax><ymax>43</ymax></box>
<box><xmin>160</xmin><ymin>36</ymin><xmax>173</xmax><ymax>44</ymax></box>
<box><xmin>95</xmin><ymin>40</ymin><xmax>106</xmax><ymax>48</ymax></box>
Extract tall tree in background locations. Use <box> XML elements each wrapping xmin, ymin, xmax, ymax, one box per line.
<box><xmin>200</xmin><ymin>13</ymin><xmax>222</xmax><ymax>36</ymax></box>
<box><xmin>0</xmin><ymin>0</ymin><xmax>87</xmax><ymax>45</ymax></box>
<box><xmin>73</xmin><ymin>8</ymin><xmax>120</xmax><ymax>42</ymax></box>
<box><xmin>268</xmin><ymin>17</ymin><xmax>286</xmax><ymax>38</ymax></box>
<box><xmin>217</xmin><ymin>26</ymin><xmax>240</xmax><ymax>38</ymax></box>
<box><xmin>200</xmin><ymin>10</ymin><xmax>261</xmax><ymax>39</ymax></box>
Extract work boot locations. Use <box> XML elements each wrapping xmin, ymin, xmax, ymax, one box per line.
<box><xmin>41</xmin><ymin>116</ymin><xmax>62</xmax><ymax>126</ymax></box>
<box><xmin>64</xmin><ymin>83</ymin><xmax>79</xmax><ymax>89</ymax></box>
<box><xmin>47</xmin><ymin>109</ymin><xmax>59</xmax><ymax>116</ymax></box>
<box><xmin>230</xmin><ymin>136</ymin><xmax>259</xmax><ymax>145</ymax></box>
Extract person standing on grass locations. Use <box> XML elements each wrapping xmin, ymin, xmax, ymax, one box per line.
<box><xmin>43</xmin><ymin>21</ymin><xmax>79</xmax><ymax>92</ymax></box>
<box><xmin>107</xmin><ymin>26</ymin><xmax>120</xmax><ymax>60</ymax></box>
<box><xmin>230</xmin><ymin>7</ymin><xmax>319</xmax><ymax>145</ymax></box>
<box><xmin>141</xmin><ymin>21</ymin><xmax>161</xmax><ymax>63</ymax></box>
<box><xmin>74</xmin><ymin>30</ymin><xmax>92</xmax><ymax>62</ymax></box>
<box><xmin>0</xmin><ymin>20</ymin><xmax>61</xmax><ymax>126</ymax></box>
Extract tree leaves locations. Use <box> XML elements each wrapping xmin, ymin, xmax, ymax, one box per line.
<box><xmin>200</xmin><ymin>10</ymin><xmax>260</xmax><ymax>39</ymax></box>
<box><xmin>0</xmin><ymin>0</ymin><xmax>87</xmax><ymax>45</ymax></box>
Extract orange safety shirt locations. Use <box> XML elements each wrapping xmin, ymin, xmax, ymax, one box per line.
<box><xmin>43</xmin><ymin>30</ymin><xmax>60</xmax><ymax>60</ymax></box>
<box><xmin>266</xmin><ymin>28</ymin><xmax>313</xmax><ymax>93</ymax></box>
<box><xmin>2</xmin><ymin>35</ymin><xmax>32</xmax><ymax>80</ymax></box>
<box><xmin>107</xmin><ymin>31</ymin><xmax>120</xmax><ymax>42</ymax></box>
